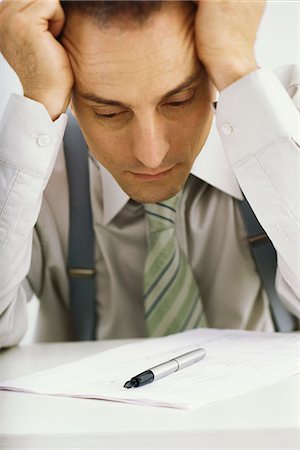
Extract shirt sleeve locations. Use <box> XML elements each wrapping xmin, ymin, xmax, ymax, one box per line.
<box><xmin>0</xmin><ymin>94</ymin><xmax>68</xmax><ymax>347</ymax></box>
<box><xmin>215</xmin><ymin>65</ymin><xmax>300</xmax><ymax>317</ymax></box>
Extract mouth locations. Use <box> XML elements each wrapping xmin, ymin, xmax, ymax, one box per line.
<box><xmin>129</xmin><ymin>166</ymin><xmax>176</xmax><ymax>181</ymax></box>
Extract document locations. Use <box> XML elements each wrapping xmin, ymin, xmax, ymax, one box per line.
<box><xmin>0</xmin><ymin>328</ymin><xmax>299</xmax><ymax>410</ymax></box>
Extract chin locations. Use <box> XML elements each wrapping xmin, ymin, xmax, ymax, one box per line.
<box><xmin>124</xmin><ymin>183</ymin><xmax>185</xmax><ymax>204</ymax></box>
<box><xmin>113</xmin><ymin>164</ymin><xmax>191</xmax><ymax>204</ymax></box>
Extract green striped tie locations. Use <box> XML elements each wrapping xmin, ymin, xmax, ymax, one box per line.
<box><xmin>143</xmin><ymin>192</ymin><xmax>207</xmax><ymax>336</ymax></box>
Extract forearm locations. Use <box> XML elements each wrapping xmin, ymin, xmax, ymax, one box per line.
<box><xmin>0</xmin><ymin>94</ymin><xmax>68</xmax><ymax>346</ymax></box>
<box><xmin>216</xmin><ymin>65</ymin><xmax>300</xmax><ymax>308</ymax></box>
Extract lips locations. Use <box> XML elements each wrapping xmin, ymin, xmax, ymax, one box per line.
<box><xmin>130</xmin><ymin>167</ymin><xmax>174</xmax><ymax>180</ymax></box>
<box><xmin>133</xmin><ymin>168</ymin><xmax>172</xmax><ymax>176</ymax></box>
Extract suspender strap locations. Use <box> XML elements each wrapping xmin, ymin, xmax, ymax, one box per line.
<box><xmin>63</xmin><ymin>109</ymin><xmax>295</xmax><ymax>335</ymax></box>
<box><xmin>239</xmin><ymin>198</ymin><xmax>297</xmax><ymax>332</ymax></box>
<box><xmin>64</xmin><ymin>110</ymin><xmax>96</xmax><ymax>340</ymax></box>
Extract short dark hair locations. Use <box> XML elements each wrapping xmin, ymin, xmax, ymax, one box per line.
<box><xmin>61</xmin><ymin>1</ymin><xmax>163</xmax><ymax>28</ymax></box>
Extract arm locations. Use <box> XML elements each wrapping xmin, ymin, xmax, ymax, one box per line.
<box><xmin>0</xmin><ymin>95</ymin><xmax>68</xmax><ymax>347</ymax></box>
<box><xmin>216</xmin><ymin>65</ymin><xmax>300</xmax><ymax>316</ymax></box>
<box><xmin>0</xmin><ymin>0</ymin><xmax>73</xmax><ymax>346</ymax></box>
<box><xmin>194</xmin><ymin>0</ymin><xmax>299</xmax><ymax>315</ymax></box>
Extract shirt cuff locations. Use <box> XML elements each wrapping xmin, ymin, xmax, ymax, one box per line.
<box><xmin>215</xmin><ymin>67</ymin><xmax>299</xmax><ymax>166</ymax></box>
<box><xmin>0</xmin><ymin>93</ymin><xmax>68</xmax><ymax>179</ymax></box>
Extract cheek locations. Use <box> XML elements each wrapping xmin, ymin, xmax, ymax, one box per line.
<box><xmin>89</xmin><ymin>136</ymin><xmax>119</xmax><ymax>164</ymax></box>
<box><xmin>190</xmin><ymin>95</ymin><xmax>214</xmax><ymax>148</ymax></box>
<box><xmin>86</xmin><ymin>130</ymin><xmax>133</xmax><ymax>167</ymax></box>
<box><xmin>70</xmin><ymin>100</ymin><xmax>131</xmax><ymax>165</ymax></box>
<box><xmin>173</xmin><ymin>104</ymin><xmax>212</xmax><ymax>155</ymax></box>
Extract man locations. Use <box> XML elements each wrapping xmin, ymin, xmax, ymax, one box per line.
<box><xmin>0</xmin><ymin>1</ymin><xmax>299</xmax><ymax>346</ymax></box>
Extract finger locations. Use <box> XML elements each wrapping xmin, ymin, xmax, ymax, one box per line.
<box><xmin>48</xmin><ymin>1</ymin><xmax>65</xmax><ymax>37</ymax></box>
<box><xmin>17</xmin><ymin>0</ymin><xmax>65</xmax><ymax>37</ymax></box>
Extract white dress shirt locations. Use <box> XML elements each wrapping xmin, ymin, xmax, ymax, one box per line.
<box><xmin>0</xmin><ymin>65</ymin><xmax>299</xmax><ymax>346</ymax></box>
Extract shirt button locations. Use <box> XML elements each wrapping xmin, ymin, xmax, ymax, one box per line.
<box><xmin>221</xmin><ymin>123</ymin><xmax>234</xmax><ymax>136</ymax></box>
<box><xmin>37</xmin><ymin>134</ymin><xmax>51</xmax><ymax>147</ymax></box>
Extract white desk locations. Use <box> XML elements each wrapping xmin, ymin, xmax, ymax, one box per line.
<box><xmin>0</xmin><ymin>340</ymin><xmax>299</xmax><ymax>449</ymax></box>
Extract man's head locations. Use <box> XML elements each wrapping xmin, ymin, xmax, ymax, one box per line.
<box><xmin>60</xmin><ymin>1</ymin><xmax>215</xmax><ymax>203</ymax></box>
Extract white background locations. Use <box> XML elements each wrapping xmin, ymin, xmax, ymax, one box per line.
<box><xmin>0</xmin><ymin>1</ymin><xmax>299</xmax><ymax>343</ymax></box>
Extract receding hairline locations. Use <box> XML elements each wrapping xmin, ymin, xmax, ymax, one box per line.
<box><xmin>61</xmin><ymin>1</ymin><xmax>196</xmax><ymax>30</ymax></box>
<box><xmin>61</xmin><ymin>1</ymin><xmax>164</xmax><ymax>29</ymax></box>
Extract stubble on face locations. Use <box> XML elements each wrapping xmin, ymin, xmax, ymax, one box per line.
<box><xmin>61</xmin><ymin>2</ymin><xmax>215</xmax><ymax>203</ymax></box>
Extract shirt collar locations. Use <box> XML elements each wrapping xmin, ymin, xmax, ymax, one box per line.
<box><xmin>98</xmin><ymin>115</ymin><xmax>242</xmax><ymax>226</ymax></box>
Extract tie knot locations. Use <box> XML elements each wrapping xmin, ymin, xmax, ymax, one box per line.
<box><xmin>144</xmin><ymin>191</ymin><xmax>182</xmax><ymax>232</ymax></box>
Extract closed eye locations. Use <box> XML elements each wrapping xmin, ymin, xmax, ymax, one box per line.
<box><xmin>94</xmin><ymin>111</ymin><xmax>125</xmax><ymax>120</ymax></box>
<box><xmin>167</xmin><ymin>98</ymin><xmax>193</xmax><ymax>107</ymax></box>
<box><xmin>163</xmin><ymin>89</ymin><xmax>196</xmax><ymax>108</ymax></box>
<box><xmin>94</xmin><ymin>93</ymin><xmax>195</xmax><ymax>121</ymax></box>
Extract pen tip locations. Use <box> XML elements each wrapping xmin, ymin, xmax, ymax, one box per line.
<box><xmin>124</xmin><ymin>380</ymin><xmax>133</xmax><ymax>389</ymax></box>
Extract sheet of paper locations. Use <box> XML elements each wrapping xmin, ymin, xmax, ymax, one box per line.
<box><xmin>0</xmin><ymin>328</ymin><xmax>299</xmax><ymax>410</ymax></box>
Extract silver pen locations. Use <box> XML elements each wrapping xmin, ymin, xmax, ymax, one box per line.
<box><xmin>124</xmin><ymin>348</ymin><xmax>206</xmax><ymax>388</ymax></box>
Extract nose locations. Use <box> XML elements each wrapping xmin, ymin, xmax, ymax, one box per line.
<box><xmin>132</xmin><ymin>114</ymin><xmax>170</xmax><ymax>169</ymax></box>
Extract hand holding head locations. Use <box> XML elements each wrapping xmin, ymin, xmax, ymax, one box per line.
<box><xmin>0</xmin><ymin>0</ymin><xmax>74</xmax><ymax>120</ymax></box>
<box><xmin>193</xmin><ymin>0</ymin><xmax>266</xmax><ymax>91</ymax></box>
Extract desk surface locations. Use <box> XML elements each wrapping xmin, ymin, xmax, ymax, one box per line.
<box><xmin>0</xmin><ymin>339</ymin><xmax>299</xmax><ymax>450</ymax></box>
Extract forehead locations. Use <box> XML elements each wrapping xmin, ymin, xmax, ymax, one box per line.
<box><xmin>62</xmin><ymin>3</ymin><xmax>198</xmax><ymax>100</ymax></box>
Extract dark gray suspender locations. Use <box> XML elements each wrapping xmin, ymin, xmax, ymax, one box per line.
<box><xmin>63</xmin><ymin>113</ymin><xmax>296</xmax><ymax>336</ymax></box>
<box><xmin>64</xmin><ymin>110</ymin><xmax>96</xmax><ymax>340</ymax></box>
<box><xmin>238</xmin><ymin>199</ymin><xmax>297</xmax><ymax>332</ymax></box>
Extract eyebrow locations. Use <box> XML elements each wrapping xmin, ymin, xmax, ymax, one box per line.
<box><xmin>78</xmin><ymin>73</ymin><xmax>201</xmax><ymax>108</ymax></box>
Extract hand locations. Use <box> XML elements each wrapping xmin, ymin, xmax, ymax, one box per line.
<box><xmin>0</xmin><ymin>0</ymin><xmax>74</xmax><ymax>120</ymax></box>
<box><xmin>194</xmin><ymin>0</ymin><xmax>266</xmax><ymax>91</ymax></box>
